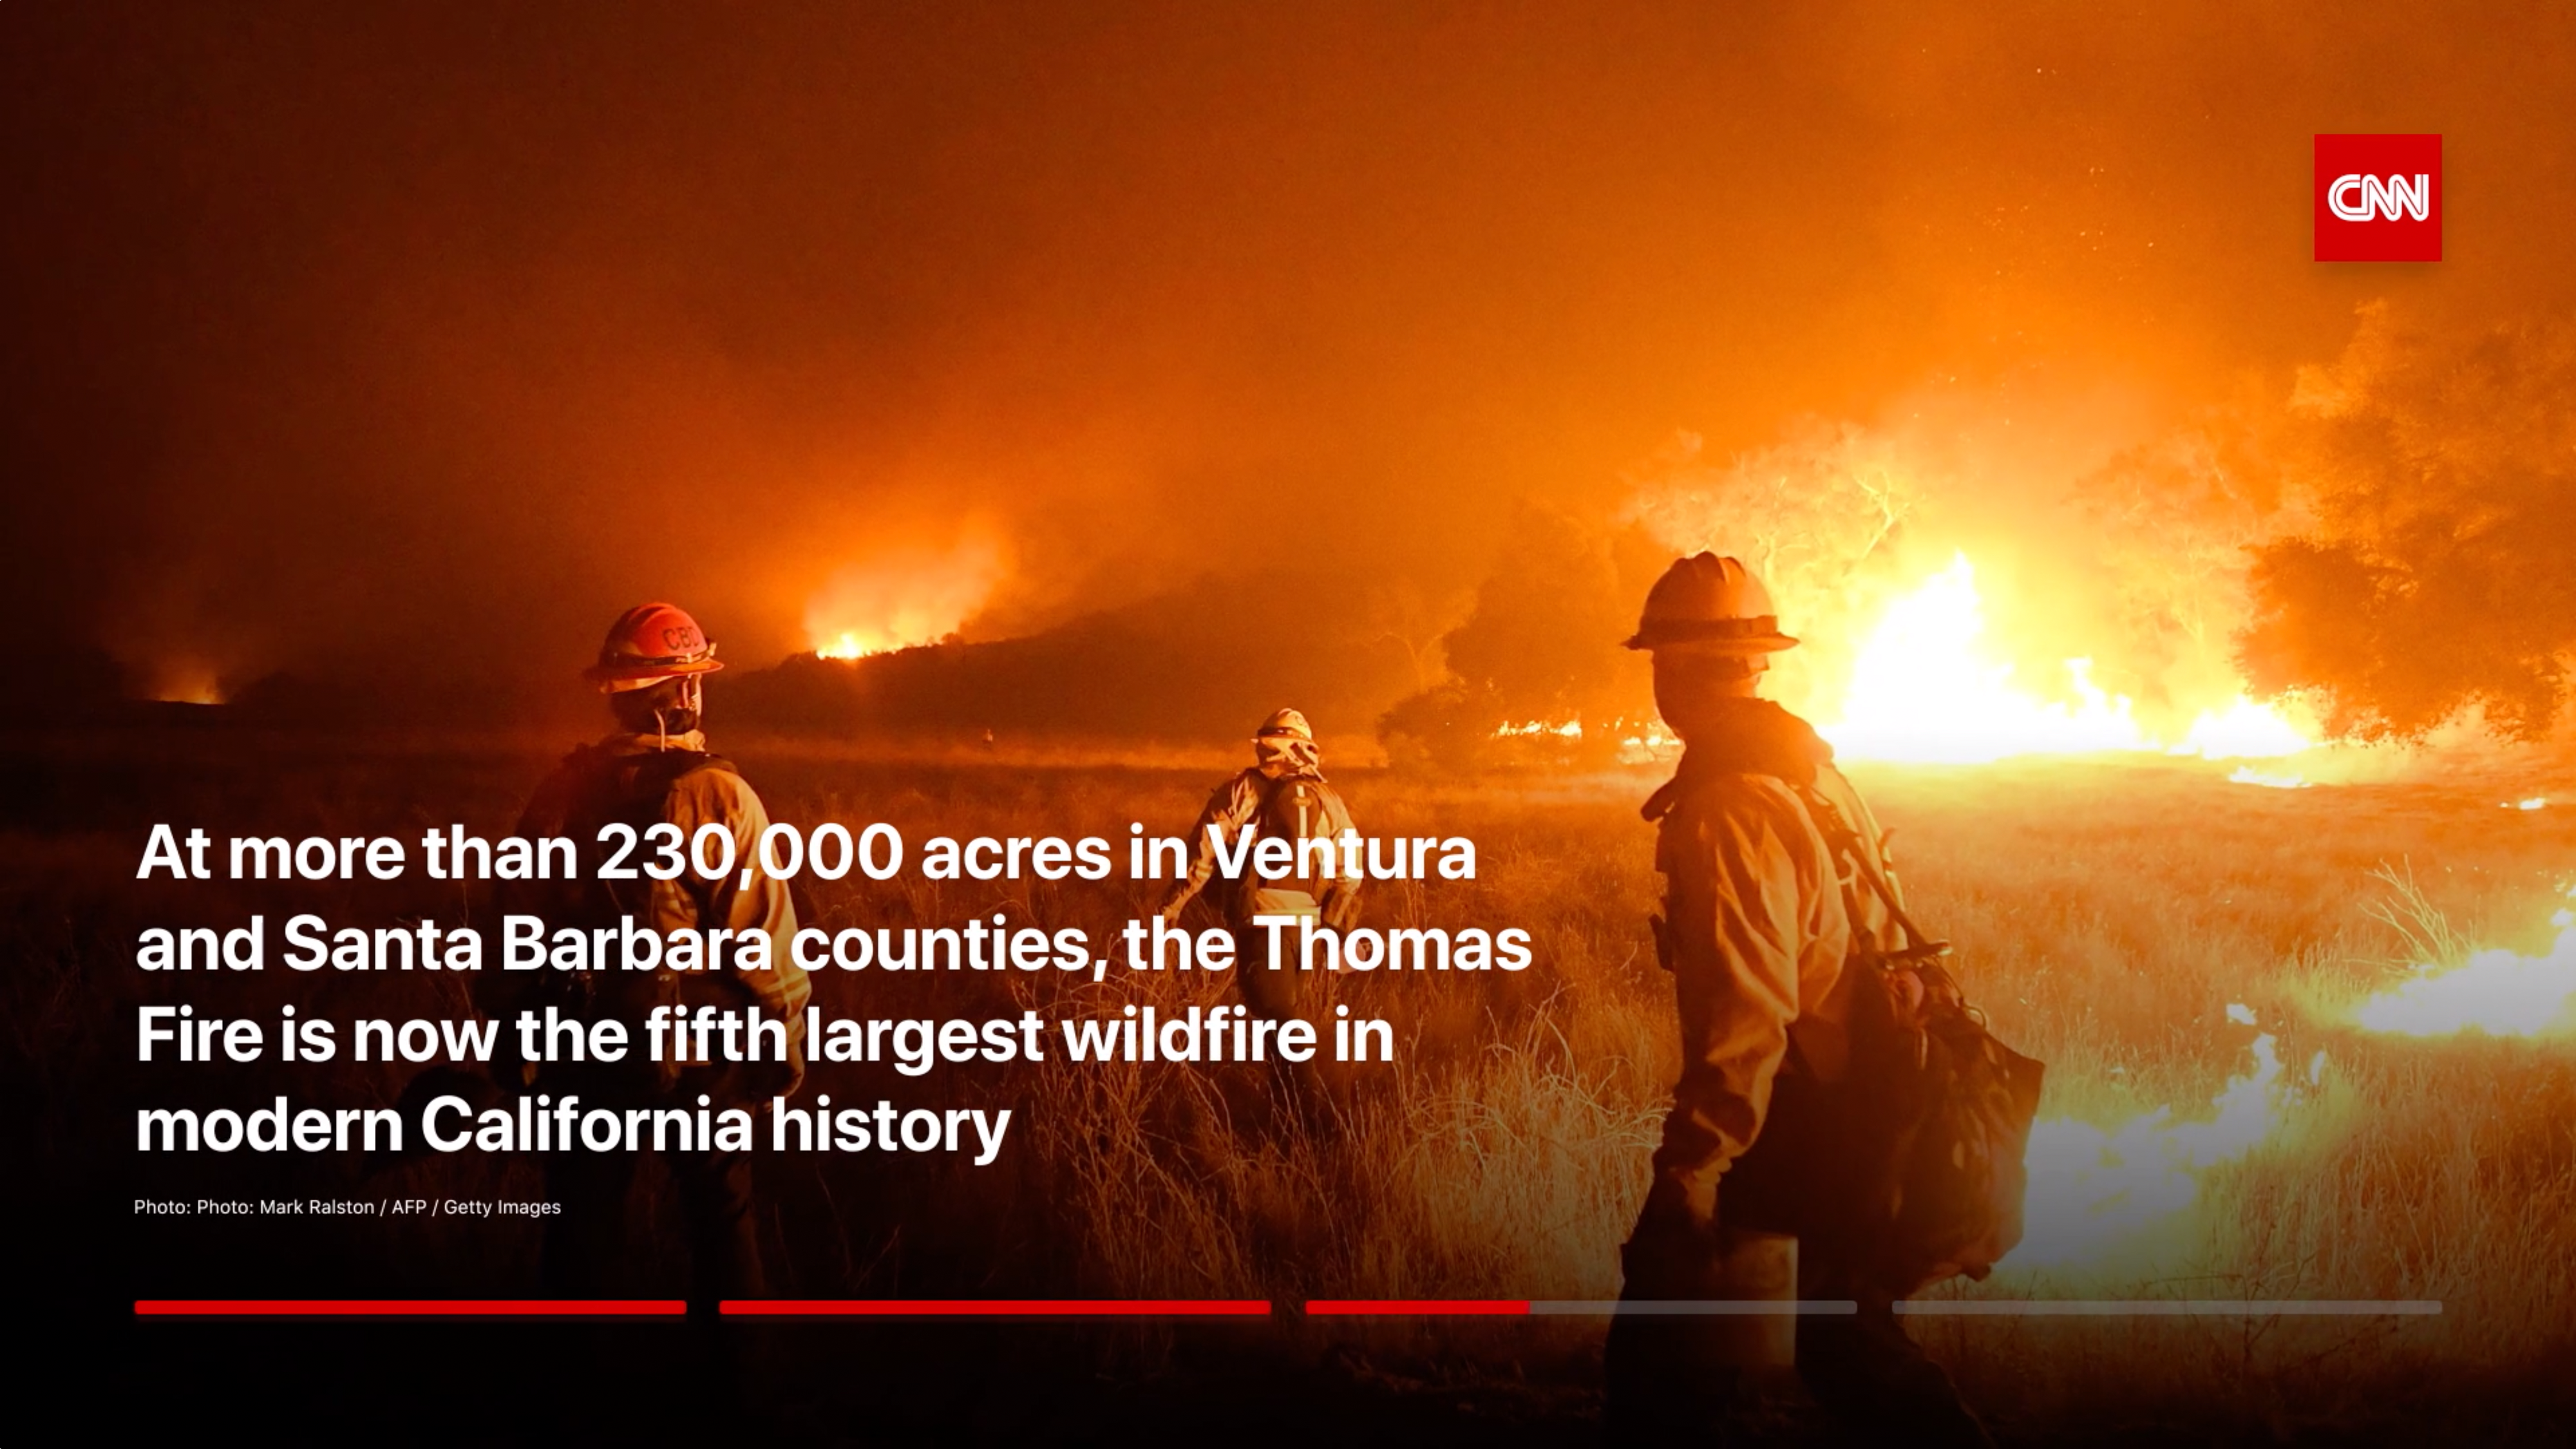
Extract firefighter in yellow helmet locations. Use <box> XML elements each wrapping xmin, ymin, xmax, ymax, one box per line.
<box><xmin>1602</xmin><ymin>556</ymin><xmax>1990</xmax><ymax>1445</ymax></box>
<box><xmin>1156</xmin><ymin>708</ymin><xmax>1360</xmax><ymax>1019</ymax></box>
<box><xmin>482</xmin><ymin>602</ymin><xmax>810</xmax><ymax>1307</ymax></box>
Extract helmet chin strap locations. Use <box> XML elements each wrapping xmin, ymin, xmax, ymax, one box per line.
<box><xmin>648</xmin><ymin>676</ymin><xmax>703</xmax><ymax>750</ymax></box>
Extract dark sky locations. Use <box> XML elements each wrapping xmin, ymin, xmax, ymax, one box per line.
<box><xmin>6</xmin><ymin>1</ymin><xmax>2571</xmax><ymax>703</ymax></box>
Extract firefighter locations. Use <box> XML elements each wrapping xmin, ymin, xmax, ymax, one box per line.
<box><xmin>484</xmin><ymin>601</ymin><xmax>810</xmax><ymax>1308</ymax></box>
<box><xmin>1155</xmin><ymin>708</ymin><xmax>1360</xmax><ymax>1020</ymax></box>
<box><xmin>1602</xmin><ymin>555</ymin><xmax>1990</xmax><ymax>1445</ymax></box>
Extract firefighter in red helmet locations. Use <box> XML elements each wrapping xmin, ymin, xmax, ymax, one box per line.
<box><xmin>482</xmin><ymin>602</ymin><xmax>810</xmax><ymax>1307</ymax></box>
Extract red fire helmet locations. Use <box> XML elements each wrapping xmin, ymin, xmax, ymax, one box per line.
<box><xmin>584</xmin><ymin>601</ymin><xmax>725</xmax><ymax>692</ymax></box>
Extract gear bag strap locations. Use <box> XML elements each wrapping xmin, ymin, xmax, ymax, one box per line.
<box><xmin>1790</xmin><ymin>781</ymin><xmax>1951</xmax><ymax>969</ymax></box>
<box><xmin>562</xmin><ymin>746</ymin><xmax>739</xmax><ymax>922</ymax></box>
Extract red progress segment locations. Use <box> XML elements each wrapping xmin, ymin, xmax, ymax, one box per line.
<box><xmin>136</xmin><ymin>1300</ymin><xmax>686</xmax><ymax>1317</ymax></box>
<box><xmin>722</xmin><ymin>1299</ymin><xmax>1272</xmax><ymax>1317</ymax></box>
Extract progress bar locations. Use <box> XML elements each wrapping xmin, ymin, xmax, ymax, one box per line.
<box><xmin>1894</xmin><ymin>1300</ymin><xmax>2443</xmax><ymax>1317</ymax></box>
<box><xmin>721</xmin><ymin>1299</ymin><xmax>1271</xmax><ymax>1318</ymax></box>
<box><xmin>135</xmin><ymin>1296</ymin><xmax>2442</xmax><ymax>1321</ymax></box>
<box><xmin>136</xmin><ymin>1300</ymin><xmax>685</xmax><ymax>1317</ymax></box>
<box><xmin>1305</xmin><ymin>1300</ymin><xmax>1858</xmax><ymax>1316</ymax></box>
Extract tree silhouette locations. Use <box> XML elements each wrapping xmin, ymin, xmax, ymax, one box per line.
<box><xmin>2240</xmin><ymin>305</ymin><xmax>2576</xmax><ymax>740</ymax></box>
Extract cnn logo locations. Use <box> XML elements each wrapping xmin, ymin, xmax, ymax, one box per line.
<box><xmin>2315</xmin><ymin>134</ymin><xmax>2441</xmax><ymax>261</ymax></box>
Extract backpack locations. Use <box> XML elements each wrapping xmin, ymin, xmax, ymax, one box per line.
<box><xmin>556</xmin><ymin>745</ymin><xmax>739</xmax><ymax>925</ymax></box>
<box><xmin>1794</xmin><ymin>782</ymin><xmax>2047</xmax><ymax>1294</ymax></box>
<box><xmin>515</xmin><ymin>745</ymin><xmax>741</xmax><ymax>1094</ymax></box>
<box><xmin>1256</xmin><ymin>773</ymin><xmax>1340</xmax><ymax>875</ymax></box>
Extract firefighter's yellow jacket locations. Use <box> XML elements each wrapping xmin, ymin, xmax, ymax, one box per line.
<box><xmin>1636</xmin><ymin>705</ymin><xmax>1904</xmax><ymax>1236</ymax></box>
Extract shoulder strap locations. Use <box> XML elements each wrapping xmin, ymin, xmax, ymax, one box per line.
<box><xmin>1790</xmin><ymin>781</ymin><xmax>1951</xmax><ymax>968</ymax></box>
<box><xmin>625</xmin><ymin>748</ymin><xmax>735</xmax><ymax>806</ymax></box>
<box><xmin>569</xmin><ymin>749</ymin><xmax>739</xmax><ymax>919</ymax></box>
<box><xmin>1256</xmin><ymin>770</ymin><xmax>1335</xmax><ymax>838</ymax></box>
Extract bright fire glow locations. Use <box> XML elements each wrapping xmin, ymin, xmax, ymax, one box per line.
<box><xmin>2008</xmin><ymin>1010</ymin><xmax>2316</xmax><ymax>1266</ymax></box>
<box><xmin>805</xmin><ymin>535</ymin><xmax>1003</xmax><ymax>660</ymax></box>
<box><xmin>2174</xmin><ymin>698</ymin><xmax>2315</xmax><ymax>759</ymax></box>
<box><xmin>2354</xmin><ymin>889</ymin><xmax>2576</xmax><ymax>1038</ymax></box>
<box><xmin>2228</xmin><ymin>766</ymin><xmax>2310</xmax><ymax>790</ymax></box>
<box><xmin>1820</xmin><ymin>554</ymin><xmax>2313</xmax><ymax>764</ymax></box>
<box><xmin>148</xmin><ymin>662</ymin><xmax>225</xmax><ymax>705</ymax></box>
<box><xmin>1490</xmin><ymin>715</ymin><xmax>1683</xmax><ymax>764</ymax></box>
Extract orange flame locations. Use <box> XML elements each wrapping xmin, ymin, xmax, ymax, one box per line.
<box><xmin>1493</xmin><ymin>719</ymin><xmax>1584</xmax><ymax>739</ymax></box>
<box><xmin>1818</xmin><ymin>554</ymin><xmax>2313</xmax><ymax>764</ymax></box>
<box><xmin>2354</xmin><ymin>888</ymin><xmax>2576</xmax><ymax>1038</ymax></box>
<box><xmin>2008</xmin><ymin>1009</ymin><xmax>2320</xmax><ymax>1266</ymax></box>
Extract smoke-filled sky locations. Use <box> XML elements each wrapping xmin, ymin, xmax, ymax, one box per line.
<box><xmin>6</xmin><ymin>1</ymin><xmax>2572</xmax><ymax>709</ymax></box>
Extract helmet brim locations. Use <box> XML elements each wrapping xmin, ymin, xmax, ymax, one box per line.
<box><xmin>1623</xmin><ymin>629</ymin><xmax>1799</xmax><ymax>653</ymax></box>
<box><xmin>583</xmin><ymin>657</ymin><xmax>725</xmax><ymax>686</ymax></box>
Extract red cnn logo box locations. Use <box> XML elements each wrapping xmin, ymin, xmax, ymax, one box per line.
<box><xmin>2315</xmin><ymin>134</ymin><xmax>2441</xmax><ymax>261</ymax></box>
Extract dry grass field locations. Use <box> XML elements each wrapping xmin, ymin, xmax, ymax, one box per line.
<box><xmin>17</xmin><ymin>720</ymin><xmax>2576</xmax><ymax>1442</ymax></box>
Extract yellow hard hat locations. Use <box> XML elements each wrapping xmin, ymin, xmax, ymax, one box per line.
<box><xmin>1624</xmin><ymin>554</ymin><xmax>1799</xmax><ymax>652</ymax></box>
<box><xmin>1254</xmin><ymin>707</ymin><xmax>1315</xmax><ymax>742</ymax></box>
